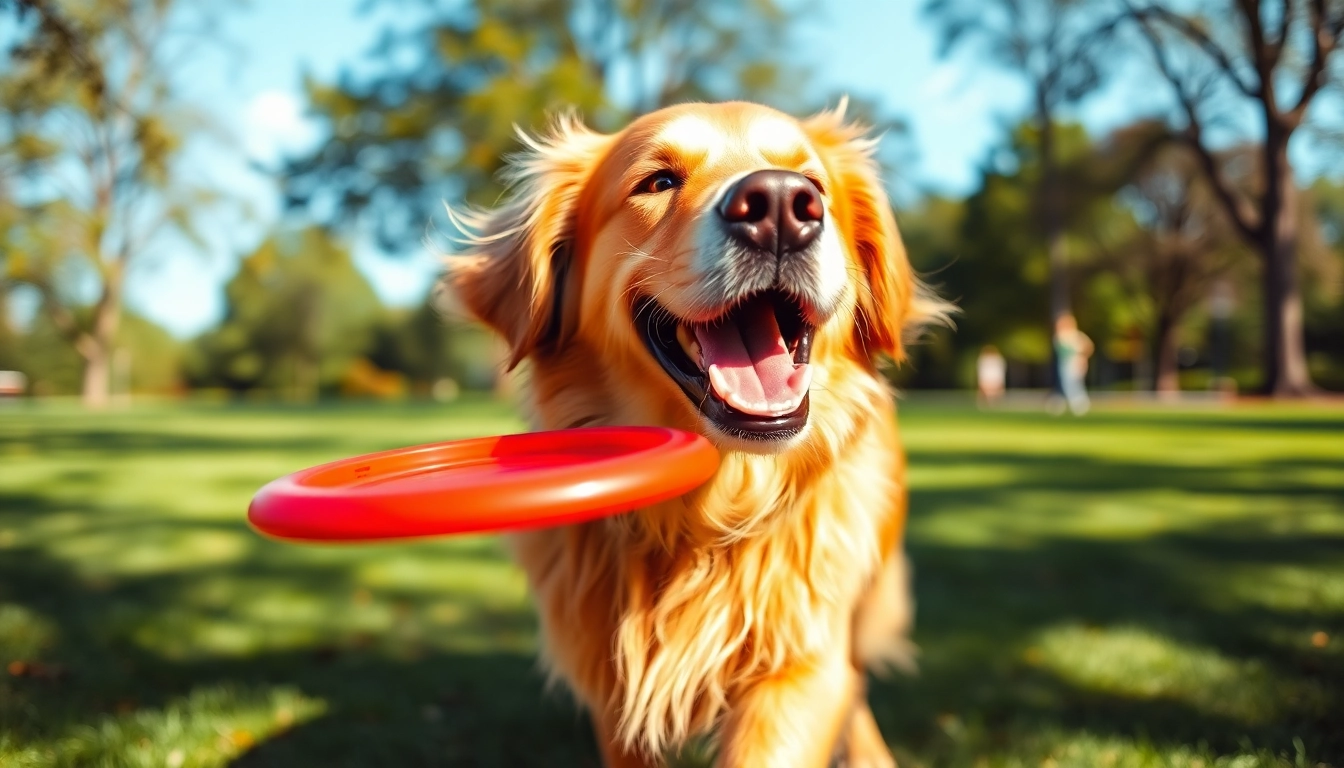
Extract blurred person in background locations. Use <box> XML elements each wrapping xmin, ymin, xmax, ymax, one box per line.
<box><xmin>977</xmin><ymin>344</ymin><xmax>1006</xmax><ymax>407</ymax></box>
<box><xmin>1052</xmin><ymin>313</ymin><xmax>1093</xmax><ymax>415</ymax></box>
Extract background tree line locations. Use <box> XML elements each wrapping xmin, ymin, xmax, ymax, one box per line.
<box><xmin>2</xmin><ymin>0</ymin><xmax>1342</xmax><ymax>404</ymax></box>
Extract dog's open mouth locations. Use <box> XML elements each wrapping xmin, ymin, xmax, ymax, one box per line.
<box><xmin>635</xmin><ymin>290</ymin><xmax>814</xmax><ymax>441</ymax></box>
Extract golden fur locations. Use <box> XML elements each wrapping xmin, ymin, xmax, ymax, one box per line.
<box><xmin>445</xmin><ymin>101</ymin><xmax>947</xmax><ymax>767</ymax></box>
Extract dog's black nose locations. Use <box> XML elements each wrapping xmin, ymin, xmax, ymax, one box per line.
<box><xmin>717</xmin><ymin>170</ymin><xmax>823</xmax><ymax>256</ymax></box>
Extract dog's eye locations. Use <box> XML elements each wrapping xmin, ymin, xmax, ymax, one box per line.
<box><xmin>634</xmin><ymin>170</ymin><xmax>683</xmax><ymax>195</ymax></box>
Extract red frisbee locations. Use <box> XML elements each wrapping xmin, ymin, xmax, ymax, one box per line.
<box><xmin>247</xmin><ymin>426</ymin><xmax>719</xmax><ymax>542</ymax></box>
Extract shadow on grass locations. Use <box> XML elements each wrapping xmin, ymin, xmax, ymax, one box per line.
<box><xmin>912</xmin><ymin>448</ymin><xmax>1344</xmax><ymax>498</ymax></box>
<box><xmin>4</xmin><ymin>510</ymin><xmax>1340</xmax><ymax>765</ymax></box>
<box><xmin>876</xmin><ymin>440</ymin><xmax>1344</xmax><ymax>764</ymax></box>
<box><xmin>900</xmin><ymin>401</ymin><xmax>1344</xmax><ymax>433</ymax></box>
<box><xmin>0</xmin><ymin>428</ymin><xmax>366</xmax><ymax>457</ymax></box>
<box><xmin>0</xmin><ymin>396</ymin><xmax>523</xmax><ymax>458</ymax></box>
<box><xmin>877</xmin><ymin>531</ymin><xmax>1344</xmax><ymax>763</ymax></box>
<box><xmin>0</xmin><ymin>535</ymin><xmax>606</xmax><ymax>767</ymax></box>
<box><xmin>2</xmin><ymin>406</ymin><xmax>1341</xmax><ymax>766</ymax></box>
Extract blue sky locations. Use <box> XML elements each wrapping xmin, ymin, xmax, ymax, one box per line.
<box><xmin>114</xmin><ymin>0</ymin><xmax>1311</xmax><ymax>337</ymax></box>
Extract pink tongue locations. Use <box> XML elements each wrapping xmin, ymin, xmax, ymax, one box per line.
<box><xmin>694</xmin><ymin>298</ymin><xmax>811</xmax><ymax>417</ymax></box>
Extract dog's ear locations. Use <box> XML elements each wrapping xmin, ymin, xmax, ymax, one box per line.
<box><xmin>802</xmin><ymin>102</ymin><xmax>951</xmax><ymax>362</ymax></box>
<box><xmin>443</xmin><ymin>115</ymin><xmax>611</xmax><ymax>369</ymax></box>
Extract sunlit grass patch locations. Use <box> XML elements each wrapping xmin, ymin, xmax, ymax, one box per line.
<box><xmin>48</xmin><ymin>527</ymin><xmax>252</xmax><ymax>577</ymax></box>
<box><xmin>1216</xmin><ymin>562</ymin><xmax>1344</xmax><ymax>615</ymax></box>
<box><xmin>1029</xmin><ymin>624</ymin><xmax>1321</xmax><ymax>726</ymax></box>
<box><xmin>895</xmin><ymin>723</ymin><xmax>1324</xmax><ymax>768</ymax></box>
<box><xmin>46</xmin><ymin>685</ymin><xmax>324</xmax><ymax>768</ymax></box>
<box><xmin>1</xmin><ymin>398</ymin><xmax>1341</xmax><ymax>766</ymax></box>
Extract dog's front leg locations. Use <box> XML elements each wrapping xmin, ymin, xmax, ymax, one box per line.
<box><xmin>715</xmin><ymin>651</ymin><xmax>856</xmax><ymax>768</ymax></box>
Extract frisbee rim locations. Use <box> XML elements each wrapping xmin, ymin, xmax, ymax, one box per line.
<box><xmin>247</xmin><ymin>426</ymin><xmax>719</xmax><ymax>542</ymax></box>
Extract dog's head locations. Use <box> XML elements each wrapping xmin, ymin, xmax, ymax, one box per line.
<box><xmin>447</xmin><ymin>101</ymin><xmax>943</xmax><ymax>453</ymax></box>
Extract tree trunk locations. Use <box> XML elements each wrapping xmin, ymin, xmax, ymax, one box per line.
<box><xmin>81</xmin><ymin>343</ymin><xmax>111</xmax><ymax>408</ymax></box>
<box><xmin>80</xmin><ymin>265</ymin><xmax>125</xmax><ymax>408</ymax></box>
<box><xmin>1152</xmin><ymin>310</ymin><xmax>1181</xmax><ymax>395</ymax></box>
<box><xmin>1038</xmin><ymin>91</ymin><xmax>1069</xmax><ymax>398</ymax></box>
<box><xmin>1039</xmin><ymin>101</ymin><xmax>1069</xmax><ymax>323</ymax></box>
<box><xmin>1259</xmin><ymin>133</ymin><xmax>1315</xmax><ymax>396</ymax></box>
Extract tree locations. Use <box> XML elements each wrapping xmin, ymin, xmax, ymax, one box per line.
<box><xmin>1122</xmin><ymin>0</ymin><xmax>1344</xmax><ymax>396</ymax></box>
<box><xmin>366</xmin><ymin>301</ymin><xmax>464</xmax><ymax>394</ymax></box>
<box><xmin>1092</xmin><ymin>126</ymin><xmax>1251</xmax><ymax>392</ymax></box>
<box><xmin>0</xmin><ymin>289</ymin><xmax>20</xmax><ymax>372</ymax></box>
<box><xmin>281</xmin><ymin>0</ymin><xmax>811</xmax><ymax>251</ymax></box>
<box><xmin>923</xmin><ymin>0</ymin><xmax>1119</xmax><ymax>331</ymax></box>
<box><xmin>186</xmin><ymin>227</ymin><xmax>383</xmax><ymax>398</ymax></box>
<box><xmin>1301</xmin><ymin>176</ymin><xmax>1344</xmax><ymax>388</ymax></box>
<box><xmin>0</xmin><ymin>0</ymin><xmax>224</xmax><ymax>407</ymax></box>
<box><xmin>0</xmin><ymin>304</ymin><xmax>182</xmax><ymax>396</ymax></box>
<box><xmin>913</xmin><ymin>121</ymin><xmax>1120</xmax><ymax>387</ymax></box>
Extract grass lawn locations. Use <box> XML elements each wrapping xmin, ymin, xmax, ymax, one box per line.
<box><xmin>0</xmin><ymin>396</ymin><xmax>1341</xmax><ymax>767</ymax></box>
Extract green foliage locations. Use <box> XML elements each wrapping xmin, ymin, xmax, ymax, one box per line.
<box><xmin>896</xmin><ymin>115</ymin><xmax>1344</xmax><ymax>393</ymax></box>
<box><xmin>5</xmin><ymin>309</ymin><xmax>182</xmax><ymax>396</ymax></box>
<box><xmin>0</xmin><ymin>291</ymin><xmax>20</xmax><ymax>371</ymax></box>
<box><xmin>185</xmin><ymin>228</ymin><xmax>382</xmax><ymax>398</ymax></box>
<box><xmin>1077</xmin><ymin>128</ymin><xmax>1258</xmax><ymax>389</ymax></box>
<box><xmin>11</xmin><ymin>311</ymin><xmax>82</xmax><ymax>395</ymax></box>
<box><xmin>281</xmin><ymin>0</ymin><xmax>812</xmax><ymax>250</ymax></box>
<box><xmin>902</xmin><ymin>122</ymin><xmax>1122</xmax><ymax>387</ymax></box>
<box><xmin>117</xmin><ymin>312</ymin><xmax>185</xmax><ymax>395</ymax></box>
<box><xmin>365</xmin><ymin>302</ymin><xmax>461</xmax><ymax>392</ymax></box>
<box><xmin>1303</xmin><ymin>177</ymin><xmax>1344</xmax><ymax>389</ymax></box>
<box><xmin>0</xmin><ymin>400</ymin><xmax>1341</xmax><ymax>765</ymax></box>
<box><xmin>365</xmin><ymin>301</ymin><xmax>508</xmax><ymax>395</ymax></box>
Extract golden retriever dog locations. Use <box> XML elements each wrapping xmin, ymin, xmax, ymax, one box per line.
<box><xmin>445</xmin><ymin>100</ymin><xmax>946</xmax><ymax>767</ymax></box>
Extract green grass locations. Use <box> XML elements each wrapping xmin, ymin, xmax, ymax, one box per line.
<box><xmin>0</xmin><ymin>396</ymin><xmax>1341</xmax><ymax>767</ymax></box>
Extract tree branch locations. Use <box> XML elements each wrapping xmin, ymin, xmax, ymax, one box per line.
<box><xmin>22</xmin><ymin>272</ymin><xmax>96</xmax><ymax>357</ymax></box>
<box><xmin>11</xmin><ymin>0</ymin><xmax>106</xmax><ymax>99</ymax></box>
<box><xmin>1144</xmin><ymin>4</ymin><xmax>1260</xmax><ymax>98</ymax></box>
<box><xmin>1234</xmin><ymin>0</ymin><xmax>1282</xmax><ymax>74</ymax></box>
<box><xmin>1126</xmin><ymin>3</ymin><xmax>1262</xmax><ymax>242</ymax></box>
<box><xmin>1288</xmin><ymin>0</ymin><xmax>1342</xmax><ymax>125</ymax></box>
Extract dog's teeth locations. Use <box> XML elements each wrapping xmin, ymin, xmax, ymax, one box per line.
<box><xmin>675</xmin><ymin>324</ymin><xmax>702</xmax><ymax>369</ymax></box>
